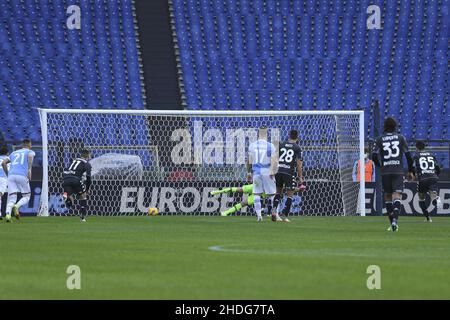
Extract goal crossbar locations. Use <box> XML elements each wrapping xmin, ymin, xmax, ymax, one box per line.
<box><xmin>37</xmin><ymin>108</ymin><xmax>364</xmax><ymax>116</ymax></box>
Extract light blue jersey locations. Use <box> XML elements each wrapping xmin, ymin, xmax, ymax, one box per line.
<box><xmin>0</xmin><ymin>155</ymin><xmax>7</xmax><ymax>178</ymax></box>
<box><xmin>8</xmin><ymin>148</ymin><xmax>35</xmax><ymax>177</ymax></box>
<box><xmin>248</xmin><ymin>139</ymin><xmax>276</xmax><ymax>175</ymax></box>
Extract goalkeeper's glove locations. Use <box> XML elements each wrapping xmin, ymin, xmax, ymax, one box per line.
<box><xmin>295</xmin><ymin>176</ymin><xmax>306</xmax><ymax>192</ymax></box>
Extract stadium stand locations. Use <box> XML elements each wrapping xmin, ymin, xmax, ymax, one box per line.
<box><xmin>170</xmin><ymin>0</ymin><xmax>449</xmax><ymax>148</ymax></box>
<box><xmin>0</xmin><ymin>0</ymin><xmax>448</xmax><ymax>169</ymax></box>
<box><xmin>0</xmin><ymin>0</ymin><xmax>145</xmax><ymax>147</ymax></box>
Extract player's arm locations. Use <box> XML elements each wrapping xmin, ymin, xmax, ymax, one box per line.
<box><xmin>27</xmin><ymin>152</ymin><xmax>35</xmax><ymax>181</ymax></box>
<box><xmin>411</xmin><ymin>154</ymin><xmax>418</xmax><ymax>177</ymax></box>
<box><xmin>1</xmin><ymin>157</ymin><xmax>10</xmax><ymax>176</ymax></box>
<box><xmin>85</xmin><ymin>163</ymin><xmax>92</xmax><ymax>193</ymax></box>
<box><xmin>269</xmin><ymin>143</ymin><xmax>278</xmax><ymax>176</ymax></box>
<box><xmin>436</xmin><ymin>164</ymin><xmax>441</xmax><ymax>176</ymax></box>
<box><xmin>352</xmin><ymin>160</ymin><xmax>358</xmax><ymax>182</ymax></box>
<box><xmin>246</xmin><ymin>150</ymin><xmax>253</xmax><ymax>181</ymax></box>
<box><xmin>371</xmin><ymin>161</ymin><xmax>376</xmax><ymax>181</ymax></box>
<box><xmin>402</xmin><ymin>136</ymin><xmax>414</xmax><ymax>179</ymax></box>
<box><xmin>296</xmin><ymin>158</ymin><xmax>303</xmax><ymax>184</ymax></box>
<box><xmin>434</xmin><ymin>155</ymin><xmax>441</xmax><ymax>176</ymax></box>
<box><xmin>371</xmin><ymin>138</ymin><xmax>381</xmax><ymax>167</ymax></box>
<box><xmin>296</xmin><ymin>146</ymin><xmax>303</xmax><ymax>183</ymax></box>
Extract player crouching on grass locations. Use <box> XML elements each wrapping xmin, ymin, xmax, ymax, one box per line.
<box><xmin>62</xmin><ymin>149</ymin><xmax>92</xmax><ymax>222</ymax></box>
<box><xmin>413</xmin><ymin>140</ymin><xmax>442</xmax><ymax>222</ymax></box>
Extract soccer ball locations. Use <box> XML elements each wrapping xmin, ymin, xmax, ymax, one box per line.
<box><xmin>148</xmin><ymin>207</ymin><xmax>159</xmax><ymax>216</ymax></box>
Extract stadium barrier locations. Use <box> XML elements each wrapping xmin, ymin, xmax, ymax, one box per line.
<box><xmin>12</xmin><ymin>181</ymin><xmax>450</xmax><ymax>217</ymax></box>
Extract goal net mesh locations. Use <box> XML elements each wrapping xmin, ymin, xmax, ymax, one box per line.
<box><xmin>39</xmin><ymin>110</ymin><xmax>363</xmax><ymax>217</ymax></box>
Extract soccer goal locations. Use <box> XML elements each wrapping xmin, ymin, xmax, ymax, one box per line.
<box><xmin>38</xmin><ymin>109</ymin><xmax>365</xmax><ymax>217</ymax></box>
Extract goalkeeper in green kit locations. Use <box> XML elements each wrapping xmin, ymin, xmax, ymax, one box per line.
<box><xmin>211</xmin><ymin>184</ymin><xmax>269</xmax><ymax>216</ymax></box>
<box><xmin>211</xmin><ymin>183</ymin><xmax>305</xmax><ymax>217</ymax></box>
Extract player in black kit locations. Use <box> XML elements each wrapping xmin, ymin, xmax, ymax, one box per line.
<box><xmin>62</xmin><ymin>149</ymin><xmax>92</xmax><ymax>222</ymax></box>
<box><xmin>372</xmin><ymin>117</ymin><xmax>414</xmax><ymax>232</ymax></box>
<box><xmin>272</xmin><ymin>129</ymin><xmax>305</xmax><ymax>222</ymax></box>
<box><xmin>413</xmin><ymin>140</ymin><xmax>442</xmax><ymax>222</ymax></box>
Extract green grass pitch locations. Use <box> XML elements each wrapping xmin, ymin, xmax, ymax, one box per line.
<box><xmin>1</xmin><ymin>215</ymin><xmax>449</xmax><ymax>299</ymax></box>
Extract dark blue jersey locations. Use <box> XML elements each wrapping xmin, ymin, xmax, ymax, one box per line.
<box><xmin>413</xmin><ymin>151</ymin><xmax>440</xmax><ymax>181</ymax></box>
<box><xmin>63</xmin><ymin>158</ymin><xmax>92</xmax><ymax>190</ymax></box>
<box><xmin>373</xmin><ymin>133</ymin><xmax>409</xmax><ymax>175</ymax></box>
<box><xmin>277</xmin><ymin>140</ymin><xmax>302</xmax><ymax>175</ymax></box>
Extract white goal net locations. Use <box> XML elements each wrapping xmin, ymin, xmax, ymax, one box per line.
<box><xmin>38</xmin><ymin>109</ymin><xmax>365</xmax><ymax>217</ymax></box>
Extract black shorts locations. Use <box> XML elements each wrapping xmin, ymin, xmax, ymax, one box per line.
<box><xmin>381</xmin><ymin>174</ymin><xmax>404</xmax><ymax>194</ymax></box>
<box><xmin>275</xmin><ymin>172</ymin><xmax>296</xmax><ymax>190</ymax></box>
<box><xmin>417</xmin><ymin>178</ymin><xmax>438</xmax><ymax>194</ymax></box>
<box><xmin>63</xmin><ymin>178</ymin><xmax>86</xmax><ymax>196</ymax></box>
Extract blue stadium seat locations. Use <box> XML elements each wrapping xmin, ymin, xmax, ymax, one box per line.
<box><xmin>273</xmin><ymin>90</ymin><xmax>285</xmax><ymax>110</ymax></box>
<box><xmin>258</xmin><ymin>89</ymin><xmax>270</xmax><ymax>110</ymax></box>
<box><xmin>287</xmin><ymin>90</ymin><xmax>299</xmax><ymax>110</ymax></box>
<box><xmin>0</xmin><ymin>0</ymin><xmax>145</xmax><ymax>144</ymax></box>
<box><xmin>243</xmin><ymin>89</ymin><xmax>256</xmax><ymax>110</ymax></box>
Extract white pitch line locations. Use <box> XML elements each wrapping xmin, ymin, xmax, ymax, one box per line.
<box><xmin>208</xmin><ymin>244</ymin><xmax>450</xmax><ymax>260</ymax></box>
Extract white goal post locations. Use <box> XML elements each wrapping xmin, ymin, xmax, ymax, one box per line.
<box><xmin>38</xmin><ymin>109</ymin><xmax>365</xmax><ymax>217</ymax></box>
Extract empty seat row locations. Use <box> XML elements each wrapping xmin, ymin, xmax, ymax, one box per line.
<box><xmin>172</xmin><ymin>0</ymin><xmax>450</xmax><ymax>142</ymax></box>
<box><xmin>0</xmin><ymin>0</ymin><xmax>146</xmax><ymax>145</ymax></box>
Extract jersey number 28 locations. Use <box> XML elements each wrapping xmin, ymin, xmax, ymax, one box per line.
<box><xmin>279</xmin><ymin>148</ymin><xmax>294</xmax><ymax>163</ymax></box>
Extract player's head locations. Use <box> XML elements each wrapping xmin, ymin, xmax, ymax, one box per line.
<box><xmin>258</xmin><ymin>126</ymin><xmax>268</xmax><ymax>140</ymax></box>
<box><xmin>383</xmin><ymin>117</ymin><xmax>397</xmax><ymax>133</ymax></box>
<box><xmin>364</xmin><ymin>147</ymin><xmax>369</xmax><ymax>158</ymax></box>
<box><xmin>81</xmin><ymin>149</ymin><xmax>91</xmax><ymax>160</ymax></box>
<box><xmin>22</xmin><ymin>138</ymin><xmax>32</xmax><ymax>149</ymax></box>
<box><xmin>416</xmin><ymin>140</ymin><xmax>426</xmax><ymax>151</ymax></box>
<box><xmin>0</xmin><ymin>145</ymin><xmax>8</xmax><ymax>155</ymax></box>
<box><xmin>288</xmin><ymin>129</ymin><xmax>299</xmax><ymax>142</ymax></box>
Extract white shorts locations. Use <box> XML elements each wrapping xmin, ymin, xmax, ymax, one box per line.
<box><xmin>7</xmin><ymin>175</ymin><xmax>31</xmax><ymax>194</ymax></box>
<box><xmin>253</xmin><ymin>174</ymin><xmax>276</xmax><ymax>195</ymax></box>
<box><xmin>0</xmin><ymin>177</ymin><xmax>7</xmax><ymax>194</ymax></box>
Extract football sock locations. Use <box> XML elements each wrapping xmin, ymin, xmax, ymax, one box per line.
<box><xmin>0</xmin><ymin>196</ymin><xmax>2</xmax><ymax>217</ymax></box>
<box><xmin>272</xmin><ymin>194</ymin><xmax>281</xmax><ymax>214</ymax></box>
<box><xmin>282</xmin><ymin>197</ymin><xmax>293</xmax><ymax>217</ymax></box>
<box><xmin>211</xmin><ymin>187</ymin><xmax>236</xmax><ymax>195</ymax></box>
<box><xmin>392</xmin><ymin>200</ymin><xmax>402</xmax><ymax>222</ymax></box>
<box><xmin>254</xmin><ymin>195</ymin><xmax>262</xmax><ymax>218</ymax></box>
<box><xmin>265</xmin><ymin>198</ymin><xmax>272</xmax><ymax>216</ymax></box>
<box><xmin>6</xmin><ymin>194</ymin><xmax>17</xmax><ymax>215</ymax></box>
<box><xmin>385</xmin><ymin>201</ymin><xmax>393</xmax><ymax>224</ymax></box>
<box><xmin>267</xmin><ymin>195</ymin><xmax>275</xmax><ymax>216</ymax></box>
<box><xmin>219</xmin><ymin>187</ymin><xmax>231</xmax><ymax>194</ymax></box>
<box><xmin>16</xmin><ymin>194</ymin><xmax>31</xmax><ymax>209</ymax></box>
<box><xmin>419</xmin><ymin>199</ymin><xmax>429</xmax><ymax>219</ymax></box>
<box><xmin>223</xmin><ymin>203</ymin><xmax>242</xmax><ymax>216</ymax></box>
<box><xmin>63</xmin><ymin>193</ymin><xmax>72</xmax><ymax>208</ymax></box>
<box><xmin>80</xmin><ymin>199</ymin><xmax>87</xmax><ymax>220</ymax></box>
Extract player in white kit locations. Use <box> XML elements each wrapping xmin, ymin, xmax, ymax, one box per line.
<box><xmin>247</xmin><ymin>127</ymin><xmax>278</xmax><ymax>222</ymax></box>
<box><xmin>1</xmin><ymin>139</ymin><xmax>35</xmax><ymax>222</ymax></box>
<box><xmin>0</xmin><ymin>145</ymin><xmax>9</xmax><ymax>220</ymax></box>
